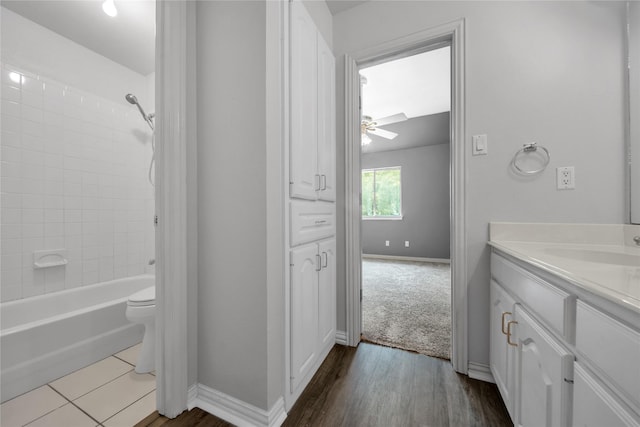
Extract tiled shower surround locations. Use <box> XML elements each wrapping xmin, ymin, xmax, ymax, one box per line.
<box><xmin>0</xmin><ymin>63</ymin><xmax>155</xmax><ymax>302</ymax></box>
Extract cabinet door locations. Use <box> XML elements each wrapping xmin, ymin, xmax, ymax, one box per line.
<box><xmin>490</xmin><ymin>280</ymin><xmax>516</xmax><ymax>420</ymax></box>
<box><xmin>318</xmin><ymin>239</ymin><xmax>336</xmax><ymax>354</ymax></box>
<box><xmin>290</xmin><ymin>244</ymin><xmax>319</xmax><ymax>393</ymax></box>
<box><xmin>514</xmin><ymin>306</ymin><xmax>574</xmax><ymax>427</ymax></box>
<box><xmin>290</xmin><ymin>2</ymin><xmax>318</xmax><ymax>201</ymax></box>
<box><xmin>316</xmin><ymin>34</ymin><xmax>335</xmax><ymax>202</ymax></box>
<box><xmin>572</xmin><ymin>362</ymin><xmax>640</xmax><ymax>427</ymax></box>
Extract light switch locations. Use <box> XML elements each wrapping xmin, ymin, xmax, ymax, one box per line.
<box><xmin>472</xmin><ymin>134</ymin><xmax>488</xmax><ymax>156</ymax></box>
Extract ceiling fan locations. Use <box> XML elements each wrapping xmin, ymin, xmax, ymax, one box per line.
<box><xmin>361</xmin><ymin>113</ymin><xmax>408</xmax><ymax>145</ymax></box>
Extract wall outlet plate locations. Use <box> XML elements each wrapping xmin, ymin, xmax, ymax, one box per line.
<box><xmin>556</xmin><ymin>166</ymin><xmax>575</xmax><ymax>190</ymax></box>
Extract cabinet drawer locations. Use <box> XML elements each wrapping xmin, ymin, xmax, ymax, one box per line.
<box><xmin>573</xmin><ymin>362</ymin><xmax>640</xmax><ymax>427</ymax></box>
<box><xmin>491</xmin><ymin>253</ymin><xmax>574</xmax><ymax>339</ymax></box>
<box><xmin>290</xmin><ymin>201</ymin><xmax>335</xmax><ymax>247</ymax></box>
<box><xmin>575</xmin><ymin>300</ymin><xmax>640</xmax><ymax>409</ymax></box>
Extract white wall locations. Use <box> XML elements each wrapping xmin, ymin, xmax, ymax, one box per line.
<box><xmin>0</xmin><ymin>7</ymin><xmax>151</xmax><ymax>106</ymax></box>
<box><xmin>0</xmin><ymin>8</ymin><xmax>155</xmax><ymax>302</ymax></box>
<box><xmin>196</xmin><ymin>0</ymin><xmax>283</xmax><ymax>411</ymax></box>
<box><xmin>333</xmin><ymin>1</ymin><xmax>627</xmax><ymax>366</ymax></box>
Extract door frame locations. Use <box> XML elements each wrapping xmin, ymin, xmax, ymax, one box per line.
<box><xmin>344</xmin><ymin>18</ymin><xmax>468</xmax><ymax>373</ymax></box>
<box><xmin>155</xmin><ymin>0</ymin><xmax>195</xmax><ymax>417</ymax></box>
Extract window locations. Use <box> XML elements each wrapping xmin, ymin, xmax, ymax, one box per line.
<box><xmin>361</xmin><ymin>167</ymin><xmax>402</xmax><ymax>219</ymax></box>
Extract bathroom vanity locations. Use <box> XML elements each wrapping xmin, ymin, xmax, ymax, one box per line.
<box><xmin>488</xmin><ymin>223</ymin><xmax>640</xmax><ymax>427</ymax></box>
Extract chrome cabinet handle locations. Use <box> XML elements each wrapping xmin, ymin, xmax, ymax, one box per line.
<box><xmin>315</xmin><ymin>254</ymin><xmax>322</xmax><ymax>271</ymax></box>
<box><xmin>507</xmin><ymin>320</ymin><xmax>518</xmax><ymax>347</ymax></box>
<box><xmin>315</xmin><ymin>174</ymin><xmax>321</xmax><ymax>191</ymax></box>
<box><xmin>501</xmin><ymin>311</ymin><xmax>512</xmax><ymax>335</ymax></box>
<box><xmin>322</xmin><ymin>252</ymin><xmax>328</xmax><ymax>268</ymax></box>
<box><xmin>321</xmin><ymin>174</ymin><xmax>327</xmax><ymax>190</ymax></box>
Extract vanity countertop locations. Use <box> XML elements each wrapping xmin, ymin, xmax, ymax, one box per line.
<box><xmin>489</xmin><ymin>223</ymin><xmax>640</xmax><ymax>314</ymax></box>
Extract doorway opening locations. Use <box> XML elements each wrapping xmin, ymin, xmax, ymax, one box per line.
<box><xmin>344</xmin><ymin>18</ymin><xmax>466</xmax><ymax>373</ymax></box>
<box><xmin>359</xmin><ymin>46</ymin><xmax>452</xmax><ymax>360</ymax></box>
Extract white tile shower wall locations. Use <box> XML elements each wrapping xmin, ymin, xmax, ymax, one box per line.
<box><xmin>0</xmin><ymin>63</ymin><xmax>155</xmax><ymax>302</ymax></box>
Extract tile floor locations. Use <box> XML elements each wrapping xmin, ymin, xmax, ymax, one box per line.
<box><xmin>1</xmin><ymin>343</ymin><xmax>156</xmax><ymax>427</ymax></box>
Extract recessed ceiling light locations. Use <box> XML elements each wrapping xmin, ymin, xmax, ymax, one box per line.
<box><xmin>102</xmin><ymin>0</ymin><xmax>117</xmax><ymax>17</ymax></box>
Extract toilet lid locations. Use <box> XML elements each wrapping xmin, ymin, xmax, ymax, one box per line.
<box><xmin>128</xmin><ymin>286</ymin><xmax>155</xmax><ymax>306</ymax></box>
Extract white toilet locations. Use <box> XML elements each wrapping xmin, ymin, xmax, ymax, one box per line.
<box><xmin>125</xmin><ymin>286</ymin><xmax>156</xmax><ymax>373</ymax></box>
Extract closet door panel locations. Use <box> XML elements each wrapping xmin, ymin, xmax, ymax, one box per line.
<box><xmin>290</xmin><ymin>244</ymin><xmax>319</xmax><ymax>393</ymax></box>
<box><xmin>317</xmin><ymin>34</ymin><xmax>336</xmax><ymax>202</ymax></box>
<box><xmin>290</xmin><ymin>2</ymin><xmax>318</xmax><ymax>201</ymax></box>
<box><xmin>318</xmin><ymin>238</ymin><xmax>336</xmax><ymax>354</ymax></box>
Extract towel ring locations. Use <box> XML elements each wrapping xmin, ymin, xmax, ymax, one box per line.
<box><xmin>511</xmin><ymin>143</ymin><xmax>550</xmax><ymax>175</ymax></box>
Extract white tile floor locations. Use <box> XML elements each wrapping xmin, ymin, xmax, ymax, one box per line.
<box><xmin>0</xmin><ymin>343</ymin><xmax>156</xmax><ymax>427</ymax></box>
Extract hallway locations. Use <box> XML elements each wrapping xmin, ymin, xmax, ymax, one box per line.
<box><xmin>142</xmin><ymin>343</ymin><xmax>511</xmax><ymax>427</ymax></box>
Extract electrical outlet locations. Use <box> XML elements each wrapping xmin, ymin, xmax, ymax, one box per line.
<box><xmin>385</xmin><ymin>240</ymin><xmax>390</xmax><ymax>247</ymax></box>
<box><xmin>557</xmin><ymin>167</ymin><xmax>575</xmax><ymax>190</ymax></box>
<box><xmin>405</xmin><ymin>241</ymin><xmax>410</xmax><ymax>247</ymax></box>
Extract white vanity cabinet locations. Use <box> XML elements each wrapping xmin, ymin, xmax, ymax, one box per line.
<box><xmin>514</xmin><ymin>305</ymin><xmax>574</xmax><ymax>427</ymax></box>
<box><xmin>490</xmin><ymin>276</ymin><xmax>573</xmax><ymax>426</ymax></box>
<box><xmin>490</xmin><ymin>280</ymin><xmax>516</xmax><ymax>419</ymax></box>
<box><xmin>490</xmin><ymin>249</ymin><xmax>640</xmax><ymax>427</ymax></box>
<box><xmin>289</xmin><ymin>1</ymin><xmax>335</xmax><ymax>202</ymax></box>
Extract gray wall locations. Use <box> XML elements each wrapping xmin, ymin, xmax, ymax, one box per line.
<box><xmin>334</xmin><ymin>1</ymin><xmax>627</xmax><ymax>367</ymax></box>
<box><xmin>193</xmin><ymin>0</ymin><xmax>327</xmax><ymax>412</ymax></box>
<box><xmin>197</xmin><ymin>0</ymin><xmax>272</xmax><ymax>410</ymax></box>
<box><xmin>362</xmin><ymin>144</ymin><xmax>450</xmax><ymax>259</ymax></box>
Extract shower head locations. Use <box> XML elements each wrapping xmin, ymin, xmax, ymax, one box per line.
<box><xmin>125</xmin><ymin>93</ymin><xmax>138</xmax><ymax>105</ymax></box>
<box><xmin>125</xmin><ymin>93</ymin><xmax>154</xmax><ymax>130</ymax></box>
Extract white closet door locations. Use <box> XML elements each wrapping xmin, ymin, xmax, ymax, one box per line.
<box><xmin>318</xmin><ymin>238</ymin><xmax>336</xmax><ymax>353</ymax></box>
<box><xmin>316</xmin><ymin>33</ymin><xmax>335</xmax><ymax>202</ymax></box>
<box><xmin>290</xmin><ymin>244</ymin><xmax>319</xmax><ymax>393</ymax></box>
<box><xmin>290</xmin><ymin>2</ymin><xmax>318</xmax><ymax>201</ymax></box>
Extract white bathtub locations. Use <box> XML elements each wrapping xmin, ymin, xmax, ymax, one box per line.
<box><xmin>0</xmin><ymin>274</ymin><xmax>154</xmax><ymax>403</ymax></box>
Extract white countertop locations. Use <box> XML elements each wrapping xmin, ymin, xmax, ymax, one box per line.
<box><xmin>489</xmin><ymin>223</ymin><xmax>640</xmax><ymax>314</ymax></box>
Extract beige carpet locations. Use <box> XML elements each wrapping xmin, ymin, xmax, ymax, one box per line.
<box><xmin>361</xmin><ymin>259</ymin><xmax>451</xmax><ymax>360</ymax></box>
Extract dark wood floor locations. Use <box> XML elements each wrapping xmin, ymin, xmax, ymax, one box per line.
<box><xmin>137</xmin><ymin>343</ymin><xmax>512</xmax><ymax>427</ymax></box>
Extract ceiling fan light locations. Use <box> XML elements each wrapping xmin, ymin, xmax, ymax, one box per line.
<box><xmin>361</xmin><ymin>133</ymin><xmax>372</xmax><ymax>146</ymax></box>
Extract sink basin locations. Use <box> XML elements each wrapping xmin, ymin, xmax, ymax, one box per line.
<box><xmin>544</xmin><ymin>248</ymin><xmax>640</xmax><ymax>267</ymax></box>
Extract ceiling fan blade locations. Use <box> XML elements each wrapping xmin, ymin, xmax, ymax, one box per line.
<box><xmin>370</xmin><ymin>128</ymin><xmax>398</xmax><ymax>140</ymax></box>
<box><xmin>373</xmin><ymin>113</ymin><xmax>408</xmax><ymax>127</ymax></box>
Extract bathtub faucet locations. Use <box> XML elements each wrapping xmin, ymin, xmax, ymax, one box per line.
<box><xmin>148</xmin><ymin>259</ymin><xmax>156</xmax><ymax>265</ymax></box>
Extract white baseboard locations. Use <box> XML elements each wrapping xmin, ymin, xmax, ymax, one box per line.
<box><xmin>188</xmin><ymin>383</ymin><xmax>287</xmax><ymax>427</ymax></box>
<box><xmin>335</xmin><ymin>330</ymin><xmax>348</xmax><ymax>346</ymax></box>
<box><xmin>362</xmin><ymin>254</ymin><xmax>451</xmax><ymax>264</ymax></box>
<box><xmin>468</xmin><ymin>362</ymin><xmax>495</xmax><ymax>383</ymax></box>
